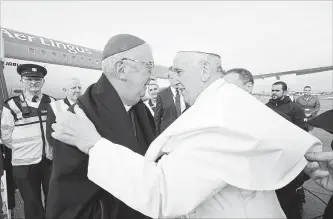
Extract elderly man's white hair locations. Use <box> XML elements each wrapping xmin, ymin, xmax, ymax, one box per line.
<box><xmin>63</xmin><ymin>77</ymin><xmax>81</xmax><ymax>88</ymax></box>
<box><xmin>176</xmin><ymin>51</ymin><xmax>223</xmax><ymax>74</ymax></box>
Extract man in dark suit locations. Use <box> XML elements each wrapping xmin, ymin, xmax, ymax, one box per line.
<box><xmin>46</xmin><ymin>34</ymin><xmax>156</xmax><ymax>219</ymax></box>
<box><xmin>154</xmin><ymin>74</ymin><xmax>187</xmax><ymax>135</ymax></box>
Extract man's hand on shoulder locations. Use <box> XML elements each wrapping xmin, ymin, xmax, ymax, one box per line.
<box><xmin>51</xmin><ymin>105</ymin><xmax>102</xmax><ymax>154</ymax></box>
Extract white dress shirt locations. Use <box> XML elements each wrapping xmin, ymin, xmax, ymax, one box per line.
<box><xmin>124</xmin><ymin>105</ymin><xmax>132</xmax><ymax>112</ymax></box>
<box><xmin>144</xmin><ymin>100</ymin><xmax>156</xmax><ymax>116</ymax></box>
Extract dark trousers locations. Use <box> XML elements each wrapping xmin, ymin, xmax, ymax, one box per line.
<box><xmin>276</xmin><ymin>188</ymin><xmax>302</xmax><ymax>219</ymax></box>
<box><xmin>13</xmin><ymin>157</ymin><xmax>52</xmax><ymax>219</ymax></box>
<box><xmin>323</xmin><ymin>195</ymin><xmax>333</xmax><ymax>219</ymax></box>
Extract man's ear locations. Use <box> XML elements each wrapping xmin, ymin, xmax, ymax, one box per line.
<box><xmin>246</xmin><ymin>82</ymin><xmax>254</xmax><ymax>93</ymax></box>
<box><xmin>201</xmin><ymin>61</ymin><xmax>212</xmax><ymax>82</ymax></box>
<box><xmin>114</xmin><ymin>61</ymin><xmax>127</xmax><ymax>81</ymax></box>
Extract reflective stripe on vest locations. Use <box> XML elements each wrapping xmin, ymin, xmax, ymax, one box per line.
<box><xmin>7</xmin><ymin>99</ymin><xmax>23</xmax><ymax>120</ymax></box>
<box><xmin>6</xmin><ymin>95</ymin><xmax>52</xmax><ymax>165</ymax></box>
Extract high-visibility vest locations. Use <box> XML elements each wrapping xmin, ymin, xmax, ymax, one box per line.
<box><xmin>1</xmin><ymin>94</ymin><xmax>55</xmax><ymax>166</ymax></box>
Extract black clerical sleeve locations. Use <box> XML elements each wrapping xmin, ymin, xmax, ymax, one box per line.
<box><xmin>46</xmin><ymin>123</ymin><xmax>116</xmax><ymax>219</ymax></box>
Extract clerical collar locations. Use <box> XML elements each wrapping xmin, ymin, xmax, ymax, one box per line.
<box><xmin>124</xmin><ymin>105</ymin><xmax>132</xmax><ymax>112</ymax></box>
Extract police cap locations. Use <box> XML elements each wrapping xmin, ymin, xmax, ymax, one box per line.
<box><xmin>17</xmin><ymin>64</ymin><xmax>47</xmax><ymax>78</ymax></box>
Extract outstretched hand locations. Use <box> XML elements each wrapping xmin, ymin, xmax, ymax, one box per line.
<box><xmin>51</xmin><ymin>105</ymin><xmax>102</xmax><ymax>154</ymax></box>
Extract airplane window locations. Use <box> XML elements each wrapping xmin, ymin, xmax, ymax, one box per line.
<box><xmin>96</xmin><ymin>60</ymin><xmax>99</xmax><ymax>64</ymax></box>
<box><xmin>72</xmin><ymin>56</ymin><xmax>76</xmax><ymax>60</ymax></box>
<box><xmin>40</xmin><ymin>50</ymin><xmax>47</xmax><ymax>56</ymax></box>
<box><xmin>81</xmin><ymin>57</ymin><xmax>84</xmax><ymax>61</ymax></box>
<box><xmin>62</xmin><ymin>54</ymin><xmax>67</xmax><ymax>60</ymax></box>
<box><xmin>28</xmin><ymin>48</ymin><xmax>36</xmax><ymax>54</ymax></box>
<box><xmin>52</xmin><ymin>52</ymin><xmax>57</xmax><ymax>58</ymax></box>
<box><xmin>88</xmin><ymin>58</ymin><xmax>92</xmax><ymax>63</ymax></box>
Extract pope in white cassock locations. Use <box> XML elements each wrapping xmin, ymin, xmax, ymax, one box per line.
<box><xmin>52</xmin><ymin>51</ymin><xmax>322</xmax><ymax>218</ymax></box>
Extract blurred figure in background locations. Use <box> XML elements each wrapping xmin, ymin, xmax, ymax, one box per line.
<box><xmin>296</xmin><ymin>85</ymin><xmax>321</xmax><ymax>131</ymax></box>
<box><xmin>154</xmin><ymin>71</ymin><xmax>187</xmax><ymax>135</ymax></box>
<box><xmin>144</xmin><ymin>81</ymin><xmax>159</xmax><ymax>116</ymax></box>
<box><xmin>223</xmin><ymin>68</ymin><xmax>254</xmax><ymax>94</ymax></box>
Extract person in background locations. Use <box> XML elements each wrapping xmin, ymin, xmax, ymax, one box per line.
<box><xmin>0</xmin><ymin>64</ymin><xmax>55</xmax><ymax>219</ymax></box>
<box><xmin>223</xmin><ymin>68</ymin><xmax>254</xmax><ymax>94</ymax></box>
<box><xmin>154</xmin><ymin>70</ymin><xmax>187</xmax><ymax>135</ymax></box>
<box><xmin>266</xmin><ymin>81</ymin><xmax>308</xmax><ymax>219</ymax></box>
<box><xmin>266</xmin><ymin>81</ymin><xmax>308</xmax><ymax>131</ymax></box>
<box><xmin>296</xmin><ymin>85</ymin><xmax>321</xmax><ymax>130</ymax></box>
<box><xmin>144</xmin><ymin>81</ymin><xmax>159</xmax><ymax>116</ymax></box>
<box><xmin>46</xmin><ymin>77</ymin><xmax>82</xmax><ymax>148</ymax></box>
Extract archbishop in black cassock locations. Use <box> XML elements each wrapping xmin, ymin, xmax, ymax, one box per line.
<box><xmin>46</xmin><ymin>34</ymin><xmax>156</xmax><ymax>219</ymax></box>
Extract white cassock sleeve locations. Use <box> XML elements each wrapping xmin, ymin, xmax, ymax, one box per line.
<box><xmin>88</xmin><ymin>137</ymin><xmax>228</xmax><ymax>219</ymax></box>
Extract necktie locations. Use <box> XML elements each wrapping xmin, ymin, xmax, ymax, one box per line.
<box><xmin>175</xmin><ymin>89</ymin><xmax>181</xmax><ymax>117</ymax></box>
<box><xmin>32</xmin><ymin>95</ymin><xmax>38</xmax><ymax>102</ymax></box>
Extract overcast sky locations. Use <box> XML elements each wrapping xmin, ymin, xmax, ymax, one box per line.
<box><xmin>1</xmin><ymin>1</ymin><xmax>332</xmax><ymax>92</ymax></box>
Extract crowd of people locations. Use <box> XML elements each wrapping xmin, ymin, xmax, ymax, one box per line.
<box><xmin>0</xmin><ymin>33</ymin><xmax>332</xmax><ymax>219</ymax></box>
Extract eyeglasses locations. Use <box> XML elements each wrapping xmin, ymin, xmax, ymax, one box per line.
<box><xmin>168</xmin><ymin>66</ymin><xmax>182</xmax><ymax>74</ymax></box>
<box><xmin>121</xmin><ymin>58</ymin><xmax>154</xmax><ymax>73</ymax></box>
<box><xmin>149</xmin><ymin>88</ymin><xmax>158</xmax><ymax>92</ymax></box>
<box><xmin>21</xmin><ymin>78</ymin><xmax>44</xmax><ymax>83</ymax></box>
<box><xmin>271</xmin><ymin>89</ymin><xmax>281</xmax><ymax>92</ymax></box>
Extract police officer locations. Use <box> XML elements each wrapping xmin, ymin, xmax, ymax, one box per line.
<box><xmin>46</xmin><ymin>77</ymin><xmax>82</xmax><ymax>147</ymax></box>
<box><xmin>0</xmin><ymin>64</ymin><xmax>55</xmax><ymax>219</ymax></box>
